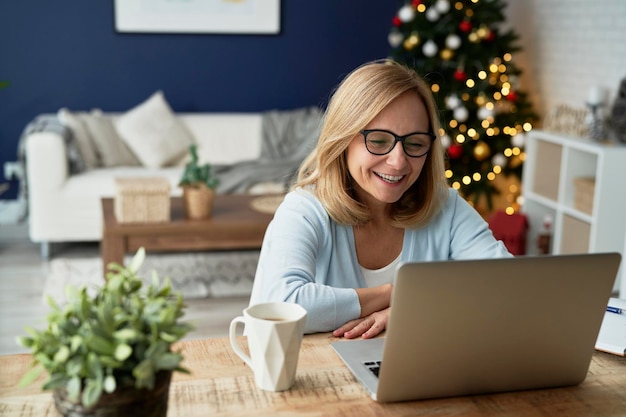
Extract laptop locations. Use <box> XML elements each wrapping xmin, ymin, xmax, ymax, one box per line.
<box><xmin>331</xmin><ymin>253</ymin><xmax>621</xmax><ymax>403</ymax></box>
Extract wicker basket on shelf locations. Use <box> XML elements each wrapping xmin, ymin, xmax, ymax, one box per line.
<box><xmin>573</xmin><ymin>177</ymin><xmax>595</xmax><ymax>215</ymax></box>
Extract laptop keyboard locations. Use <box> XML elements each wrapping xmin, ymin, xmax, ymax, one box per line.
<box><xmin>364</xmin><ymin>361</ymin><xmax>382</xmax><ymax>378</ymax></box>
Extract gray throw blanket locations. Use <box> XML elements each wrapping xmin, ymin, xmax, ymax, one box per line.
<box><xmin>213</xmin><ymin>106</ymin><xmax>323</xmax><ymax>193</ymax></box>
<box><xmin>16</xmin><ymin>114</ymin><xmax>84</xmax><ymax>220</ymax></box>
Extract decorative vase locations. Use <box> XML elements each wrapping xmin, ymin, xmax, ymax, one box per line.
<box><xmin>53</xmin><ymin>371</ymin><xmax>172</xmax><ymax>417</ymax></box>
<box><xmin>183</xmin><ymin>184</ymin><xmax>215</xmax><ymax>220</ymax></box>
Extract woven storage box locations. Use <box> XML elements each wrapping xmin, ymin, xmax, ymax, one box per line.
<box><xmin>114</xmin><ymin>177</ymin><xmax>171</xmax><ymax>223</ymax></box>
<box><xmin>573</xmin><ymin>177</ymin><xmax>595</xmax><ymax>215</ymax></box>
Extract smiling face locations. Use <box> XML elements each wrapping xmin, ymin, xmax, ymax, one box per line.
<box><xmin>346</xmin><ymin>91</ymin><xmax>431</xmax><ymax>210</ymax></box>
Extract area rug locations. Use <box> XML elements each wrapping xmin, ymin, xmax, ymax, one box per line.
<box><xmin>44</xmin><ymin>251</ymin><xmax>259</xmax><ymax>304</ymax></box>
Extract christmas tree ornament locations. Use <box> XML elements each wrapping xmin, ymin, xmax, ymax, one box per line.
<box><xmin>448</xmin><ymin>143</ymin><xmax>464</xmax><ymax>159</ymax></box>
<box><xmin>440</xmin><ymin>48</ymin><xmax>454</xmax><ymax>60</ymax></box>
<box><xmin>473</xmin><ymin>141</ymin><xmax>491</xmax><ymax>160</ymax></box>
<box><xmin>425</xmin><ymin>7</ymin><xmax>440</xmax><ymax>22</ymax></box>
<box><xmin>453</xmin><ymin>69</ymin><xmax>467</xmax><ymax>82</ymax></box>
<box><xmin>412</xmin><ymin>0</ymin><xmax>423</xmax><ymax>6</ymax></box>
<box><xmin>453</xmin><ymin>106</ymin><xmax>469</xmax><ymax>122</ymax></box>
<box><xmin>388</xmin><ymin>30</ymin><xmax>404</xmax><ymax>48</ymax></box>
<box><xmin>476</xmin><ymin>25</ymin><xmax>490</xmax><ymax>39</ymax></box>
<box><xmin>492</xmin><ymin>153</ymin><xmax>506</xmax><ymax>167</ymax></box>
<box><xmin>459</xmin><ymin>19</ymin><xmax>472</xmax><ymax>33</ymax></box>
<box><xmin>422</xmin><ymin>40</ymin><xmax>438</xmax><ymax>57</ymax></box>
<box><xmin>446</xmin><ymin>94</ymin><xmax>461</xmax><ymax>109</ymax></box>
<box><xmin>509</xmin><ymin>154</ymin><xmax>523</xmax><ymax>169</ymax></box>
<box><xmin>477</xmin><ymin>106</ymin><xmax>494</xmax><ymax>120</ymax></box>
<box><xmin>445</xmin><ymin>34</ymin><xmax>461</xmax><ymax>50</ymax></box>
<box><xmin>440</xmin><ymin>134</ymin><xmax>452</xmax><ymax>148</ymax></box>
<box><xmin>392</xmin><ymin>16</ymin><xmax>402</xmax><ymax>27</ymax></box>
<box><xmin>398</xmin><ymin>4</ymin><xmax>416</xmax><ymax>22</ymax></box>
<box><xmin>403</xmin><ymin>32</ymin><xmax>420</xmax><ymax>50</ymax></box>
<box><xmin>505</xmin><ymin>90</ymin><xmax>517</xmax><ymax>102</ymax></box>
<box><xmin>511</xmin><ymin>133</ymin><xmax>525</xmax><ymax>148</ymax></box>
<box><xmin>435</xmin><ymin>0</ymin><xmax>451</xmax><ymax>13</ymax></box>
<box><xmin>468</xmin><ymin>31</ymin><xmax>480</xmax><ymax>43</ymax></box>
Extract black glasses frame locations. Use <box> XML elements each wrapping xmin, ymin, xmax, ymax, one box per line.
<box><xmin>360</xmin><ymin>129</ymin><xmax>436</xmax><ymax>158</ymax></box>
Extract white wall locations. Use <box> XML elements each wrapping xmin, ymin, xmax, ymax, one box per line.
<box><xmin>505</xmin><ymin>0</ymin><xmax>626</xmax><ymax>120</ymax></box>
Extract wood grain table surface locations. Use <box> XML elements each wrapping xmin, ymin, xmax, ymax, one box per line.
<box><xmin>2</xmin><ymin>332</ymin><xmax>625</xmax><ymax>416</ymax></box>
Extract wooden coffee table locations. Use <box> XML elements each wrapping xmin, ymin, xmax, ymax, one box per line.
<box><xmin>100</xmin><ymin>194</ymin><xmax>276</xmax><ymax>277</ymax></box>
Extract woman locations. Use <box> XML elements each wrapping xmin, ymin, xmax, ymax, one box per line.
<box><xmin>249</xmin><ymin>60</ymin><xmax>510</xmax><ymax>339</ymax></box>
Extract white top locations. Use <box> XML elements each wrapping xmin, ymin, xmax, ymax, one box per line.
<box><xmin>360</xmin><ymin>253</ymin><xmax>402</xmax><ymax>287</ymax></box>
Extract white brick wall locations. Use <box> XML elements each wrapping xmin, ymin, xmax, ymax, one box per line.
<box><xmin>505</xmin><ymin>0</ymin><xmax>626</xmax><ymax>121</ymax></box>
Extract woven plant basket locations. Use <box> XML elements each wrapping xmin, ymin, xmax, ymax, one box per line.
<box><xmin>183</xmin><ymin>184</ymin><xmax>216</xmax><ymax>220</ymax></box>
<box><xmin>53</xmin><ymin>371</ymin><xmax>172</xmax><ymax>417</ymax></box>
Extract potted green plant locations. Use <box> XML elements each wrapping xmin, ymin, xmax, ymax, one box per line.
<box><xmin>18</xmin><ymin>248</ymin><xmax>193</xmax><ymax>417</ymax></box>
<box><xmin>178</xmin><ymin>144</ymin><xmax>219</xmax><ymax>219</ymax></box>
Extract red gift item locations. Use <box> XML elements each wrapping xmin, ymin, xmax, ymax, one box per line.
<box><xmin>488</xmin><ymin>211</ymin><xmax>528</xmax><ymax>256</ymax></box>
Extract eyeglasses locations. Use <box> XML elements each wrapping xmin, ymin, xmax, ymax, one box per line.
<box><xmin>360</xmin><ymin>129</ymin><xmax>436</xmax><ymax>158</ymax></box>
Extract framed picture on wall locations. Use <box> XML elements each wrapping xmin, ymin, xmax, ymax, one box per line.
<box><xmin>114</xmin><ymin>0</ymin><xmax>281</xmax><ymax>35</ymax></box>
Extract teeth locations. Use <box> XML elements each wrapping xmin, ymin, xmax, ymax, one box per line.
<box><xmin>376</xmin><ymin>172</ymin><xmax>404</xmax><ymax>183</ymax></box>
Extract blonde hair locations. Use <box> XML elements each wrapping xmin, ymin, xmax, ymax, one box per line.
<box><xmin>295</xmin><ymin>59</ymin><xmax>449</xmax><ymax>228</ymax></box>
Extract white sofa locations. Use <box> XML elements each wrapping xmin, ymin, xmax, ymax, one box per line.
<box><xmin>23</xmin><ymin>92</ymin><xmax>322</xmax><ymax>258</ymax></box>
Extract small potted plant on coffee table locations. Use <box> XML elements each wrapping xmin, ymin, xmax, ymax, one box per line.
<box><xmin>178</xmin><ymin>144</ymin><xmax>219</xmax><ymax>219</ymax></box>
<box><xmin>18</xmin><ymin>248</ymin><xmax>193</xmax><ymax>417</ymax></box>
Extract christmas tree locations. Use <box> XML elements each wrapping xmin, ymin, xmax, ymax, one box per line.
<box><xmin>388</xmin><ymin>0</ymin><xmax>537</xmax><ymax>212</ymax></box>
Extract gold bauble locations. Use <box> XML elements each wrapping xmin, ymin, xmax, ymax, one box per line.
<box><xmin>509</xmin><ymin>154</ymin><xmax>523</xmax><ymax>169</ymax></box>
<box><xmin>473</xmin><ymin>141</ymin><xmax>491</xmax><ymax>161</ymax></box>
<box><xmin>440</xmin><ymin>48</ymin><xmax>453</xmax><ymax>61</ymax></box>
<box><xmin>403</xmin><ymin>32</ymin><xmax>420</xmax><ymax>50</ymax></box>
<box><xmin>468</xmin><ymin>32</ymin><xmax>480</xmax><ymax>43</ymax></box>
<box><xmin>476</xmin><ymin>25</ymin><xmax>489</xmax><ymax>39</ymax></box>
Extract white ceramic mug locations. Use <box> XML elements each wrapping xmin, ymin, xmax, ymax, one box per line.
<box><xmin>229</xmin><ymin>302</ymin><xmax>307</xmax><ymax>391</ymax></box>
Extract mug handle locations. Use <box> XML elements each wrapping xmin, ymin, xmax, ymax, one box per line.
<box><xmin>229</xmin><ymin>316</ymin><xmax>253</xmax><ymax>368</ymax></box>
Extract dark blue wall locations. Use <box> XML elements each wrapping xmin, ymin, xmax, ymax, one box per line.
<box><xmin>0</xmin><ymin>1</ymin><xmax>398</xmax><ymax>199</ymax></box>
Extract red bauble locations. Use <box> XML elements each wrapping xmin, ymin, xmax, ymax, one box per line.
<box><xmin>453</xmin><ymin>69</ymin><xmax>466</xmax><ymax>82</ymax></box>
<box><xmin>411</xmin><ymin>0</ymin><xmax>422</xmax><ymax>6</ymax></box>
<box><xmin>459</xmin><ymin>20</ymin><xmax>472</xmax><ymax>33</ymax></box>
<box><xmin>448</xmin><ymin>144</ymin><xmax>464</xmax><ymax>159</ymax></box>
<box><xmin>392</xmin><ymin>16</ymin><xmax>402</xmax><ymax>27</ymax></box>
<box><xmin>506</xmin><ymin>90</ymin><xmax>517</xmax><ymax>102</ymax></box>
<box><xmin>485</xmin><ymin>31</ymin><xmax>495</xmax><ymax>42</ymax></box>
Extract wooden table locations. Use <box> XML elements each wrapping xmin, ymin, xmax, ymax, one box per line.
<box><xmin>2</xmin><ymin>333</ymin><xmax>625</xmax><ymax>416</ymax></box>
<box><xmin>100</xmin><ymin>194</ymin><xmax>275</xmax><ymax>276</ymax></box>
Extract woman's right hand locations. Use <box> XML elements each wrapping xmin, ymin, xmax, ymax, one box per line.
<box><xmin>333</xmin><ymin>307</ymin><xmax>390</xmax><ymax>339</ymax></box>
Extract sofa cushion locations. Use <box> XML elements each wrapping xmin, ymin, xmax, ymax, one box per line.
<box><xmin>115</xmin><ymin>91</ymin><xmax>194</xmax><ymax>168</ymax></box>
<box><xmin>57</xmin><ymin>108</ymin><xmax>100</xmax><ymax>170</ymax></box>
<box><xmin>180</xmin><ymin>114</ymin><xmax>263</xmax><ymax>165</ymax></box>
<box><xmin>82</xmin><ymin>111</ymin><xmax>142</xmax><ymax>167</ymax></box>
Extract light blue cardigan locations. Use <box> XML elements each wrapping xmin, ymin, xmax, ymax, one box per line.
<box><xmin>249</xmin><ymin>188</ymin><xmax>511</xmax><ymax>333</ymax></box>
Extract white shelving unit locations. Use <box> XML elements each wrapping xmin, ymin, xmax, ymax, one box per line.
<box><xmin>521</xmin><ymin>130</ymin><xmax>626</xmax><ymax>296</ymax></box>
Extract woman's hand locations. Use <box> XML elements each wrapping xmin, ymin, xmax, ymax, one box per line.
<box><xmin>333</xmin><ymin>308</ymin><xmax>390</xmax><ymax>339</ymax></box>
